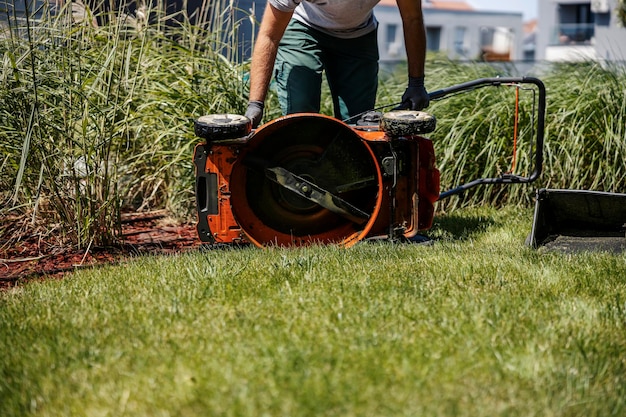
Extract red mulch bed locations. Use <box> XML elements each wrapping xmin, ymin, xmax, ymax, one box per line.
<box><xmin>0</xmin><ymin>211</ymin><xmax>204</xmax><ymax>290</ymax></box>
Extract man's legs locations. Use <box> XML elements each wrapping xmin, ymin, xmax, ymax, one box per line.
<box><xmin>274</xmin><ymin>20</ymin><xmax>378</xmax><ymax>120</ymax></box>
<box><xmin>274</xmin><ymin>20</ymin><xmax>324</xmax><ymax>115</ymax></box>
<box><xmin>321</xmin><ymin>29</ymin><xmax>379</xmax><ymax>121</ymax></box>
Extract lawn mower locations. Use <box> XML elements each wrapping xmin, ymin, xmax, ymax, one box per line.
<box><xmin>193</xmin><ymin>77</ymin><xmax>547</xmax><ymax>248</ymax></box>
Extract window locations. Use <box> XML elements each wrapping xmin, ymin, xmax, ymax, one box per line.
<box><xmin>386</xmin><ymin>24</ymin><xmax>398</xmax><ymax>45</ymax></box>
<box><xmin>554</xmin><ymin>3</ymin><xmax>595</xmax><ymax>44</ymax></box>
<box><xmin>454</xmin><ymin>26</ymin><xmax>467</xmax><ymax>55</ymax></box>
<box><xmin>385</xmin><ymin>23</ymin><xmax>402</xmax><ymax>56</ymax></box>
<box><xmin>426</xmin><ymin>26</ymin><xmax>441</xmax><ymax>52</ymax></box>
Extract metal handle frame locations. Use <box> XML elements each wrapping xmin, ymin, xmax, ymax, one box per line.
<box><xmin>430</xmin><ymin>77</ymin><xmax>546</xmax><ymax>200</ymax></box>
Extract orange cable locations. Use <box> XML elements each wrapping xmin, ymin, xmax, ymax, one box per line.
<box><xmin>508</xmin><ymin>86</ymin><xmax>520</xmax><ymax>174</ymax></box>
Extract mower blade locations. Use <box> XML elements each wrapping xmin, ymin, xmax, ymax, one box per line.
<box><xmin>265</xmin><ymin>167</ymin><xmax>370</xmax><ymax>225</ymax></box>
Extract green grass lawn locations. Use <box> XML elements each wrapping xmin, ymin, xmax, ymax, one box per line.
<box><xmin>1</xmin><ymin>206</ymin><xmax>625</xmax><ymax>416</ymax></box>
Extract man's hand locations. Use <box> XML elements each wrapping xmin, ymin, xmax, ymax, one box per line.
<box><xmin>245</xmin><ymin>101</ymin><xmax>265</xmax><ymax>128</ymax></box>
<box><xmin>397</xmin><ymin>76</ymin><xmax>430</xmax><ymax>110</ymax></box>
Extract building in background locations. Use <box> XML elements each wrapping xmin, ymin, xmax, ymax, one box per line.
<box><xmin>523</xmin><ymin>19</ymin><xmax>538</xmax><ymax>62</ymax></box>
<box><xmin>376</xmin><ymin>0</ymin><xmax>524</xmax><ymax>62</ymax></box>
<box><xmin>535</xmin><ymin>0</ymin><xmax>626</xmax><ymax>62</ymax></box>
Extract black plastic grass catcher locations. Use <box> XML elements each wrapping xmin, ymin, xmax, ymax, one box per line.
<box><xmin>527</xmin><ymin>189</ymin><xmax>626</xmax><ymax>253</ymax></box>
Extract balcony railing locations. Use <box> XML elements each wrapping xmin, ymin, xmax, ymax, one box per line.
<box><xmin>552</xmin><ymin>23</ymin><xmax>595</xmax><ymax>45</ymax></box>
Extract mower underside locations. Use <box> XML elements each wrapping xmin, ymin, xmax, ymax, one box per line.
<box><xmin>194</xmin><ymin>112</ymin><xmax>440</xmax><ymax>247</ymax></box>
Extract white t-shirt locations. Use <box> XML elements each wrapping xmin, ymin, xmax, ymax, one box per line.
<box><xmin>269</xmin><ymin>0</ymin><xmax>381</xmax><ymax>38</ymax></box>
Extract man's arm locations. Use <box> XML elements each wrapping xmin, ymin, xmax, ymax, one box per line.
<box><xmin>396</xmin><ymin>0</ymin><xmax>426</xmax><ymax>78</ymax></box>
<box><xmin>395</xmin><ymin>0</ymin><xmax>429</xmax><ymax>110</ymax></box>
<box><xmin>245</xmin><ymin>3</ymin><xmax>293</xmax><ymax>127</ymax></box>
<box><xmin>248</xmin><ymin>3</ymin><xmax>293</xmax><ymax>103</ymax></box>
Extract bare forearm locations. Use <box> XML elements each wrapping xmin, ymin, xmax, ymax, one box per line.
<box><xmin>397</xmin><ymin>0</ymin><xmax>426</xmax><ymax>78</ymax></box>
<box><xmin>249</xmin><ymin>36</ymin><xmax>280</xmax><ymax>102</ymax></box>
<box><xmin>248</xmin><ymin>4</ymin><xmax>293</xmax><ymax>103</ymax></box>
<box><xmin>403</xmin><ymin>18</ymin><xmax>426</xmax><ymax>77</ymax></box>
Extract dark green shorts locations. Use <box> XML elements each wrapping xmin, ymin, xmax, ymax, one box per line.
<box><xmin>274</xmin><ymin>19</ymin><xmax>379</xmax><ymax>121</ymax></box>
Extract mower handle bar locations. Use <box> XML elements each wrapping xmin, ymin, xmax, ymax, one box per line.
<box><xmin>429</xmin><ymin>76</ymin><xmax>546</xmax><ymax>200</ymax></box>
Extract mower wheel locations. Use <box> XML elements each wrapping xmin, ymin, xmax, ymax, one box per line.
<box><xmin>194</xmin><ymin>114</ymin><xmax>252</xmax><ymax>141</ymax></box>
<box><xmin>380</xmin><ymin>110</ymin><xmax>436</xmax><ymax>137</ymax></box>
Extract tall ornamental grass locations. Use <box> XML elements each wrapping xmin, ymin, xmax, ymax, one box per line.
<box><xmin>541</xmin><ymin>62</ymin><xmax>626</xmax><ymax>192</ymax></box>
<box><xmin>1</xmin><ymin>0</ymin><xmax>626</xmax><ymax>248</ymax></box>
<box><xmin>0</xmin><ymin>0</ymin><xmax>257</xmax><ymax>248</ymax></box>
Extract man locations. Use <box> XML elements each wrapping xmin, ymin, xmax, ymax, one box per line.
<box><xmin>245</xmin><ymin>0</ymin><xmax>430</xmax><ymax>128</ymax></box>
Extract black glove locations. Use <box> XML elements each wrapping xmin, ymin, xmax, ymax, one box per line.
<box><xmin>245</xmin><ymin>100</ymin><xmax>264</xmax><ymax>128</ymax></box>
<box><xmin>397</xmin><ymin>76</ymin><xmax>430</xmax><ymax>111</ymax></box>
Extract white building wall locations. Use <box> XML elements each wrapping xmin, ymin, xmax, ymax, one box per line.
<box><xmin>375</xmin><ymin>6</ymin><xmax>524</xmax><ymax>62</ymax></box>
<box><xmin>536</xmin><ymin>0</ymin><xmax>626</xmax><ymax>62</ymax></box>
<box><xmin>595</xmin><ymin>9</ymin><xmax>626</xmax><ymax>61</ymax></box>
